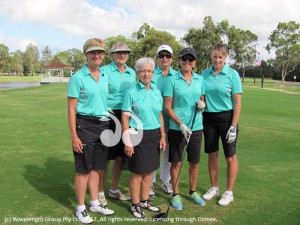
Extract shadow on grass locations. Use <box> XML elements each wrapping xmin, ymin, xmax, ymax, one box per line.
<box><xmin>23</xmin><ymin>157</ymin><xmax>74</xmax><ymax>209</ymax></box>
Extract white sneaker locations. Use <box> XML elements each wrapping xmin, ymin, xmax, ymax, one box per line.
<box><xmin>161</xmin><ymin>182</ymin><xmax>173</xmax><ymax>195</ymax></box>
<box><xmin>202</xmin><ymin>187</ymin><xmax>220</xmax><ymax>200</ymax></box>
<box><xmin>108</xmin><ymin>189</ymin><xmax>131</xmax><ymax>201</ymax></box>
<box><xmin>89</xmin><ymin>204</ymin><xmax>114</xmax><ymax>215</ymax></box>
<box><xmin>131</xmin><ymin>204</ymin><xmax>146</xmax><ymax>219</ymax></box>
<box><xmin>75</xmin><ymin>209</ymin><xmax>93</xmax><ymax>224</ymax></box>
<box><xmin>149</xmin><ymin>185</ymin><xmax>155</xmax><ymax>197</ymax></box>
<box><xmin>98</xmin><ymin>194</ymin><xmax>107</xmax><ymax>206</ymax></box>
<box><xmin>140</xmin><ymin>200</ymin><xmax>160</xmax><ymax>212</ymax></box>
<box><xmin>218</xmin><ymin>192</ymin><xmax>234</xmax><ymax>206</ymax></box>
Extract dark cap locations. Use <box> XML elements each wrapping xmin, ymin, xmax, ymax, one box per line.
<box><xmin>179</xmin><ymin>47</ymin><xmax>197</xmax><ymax>59</ymax></box>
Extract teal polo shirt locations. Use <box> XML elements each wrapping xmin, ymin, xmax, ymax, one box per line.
<box><xmin>101</xmin><ymin>62</ymin><xmax>136</xmax><ymax>110</ymax></box>
<box><xmin>164</xmin><ymin>71</ymin><xmax>205</xmax><ymax>131</ymax></box>
<box><xmin>153</xmin><ymin>67</ymin><xmax>177</xmax><ymax>96</ymax></box>
<box><xmin>67</xmin><ymin>64</ymin><xmax>109</xmax><ymax>117</ymax></box>
<box><xmin>152</xmin><ymin>67</ymin><xmax>177</xmax><ymax>129</ymax></box>
<box><xmin>122</xmin><ymin>81</ymin><xmax>163</xmax><ymax>130</ymax></box>
<box><xmin>201</xmin><ymin>63</ymin><xmax>243</xmax><ymax>112</ymax></box>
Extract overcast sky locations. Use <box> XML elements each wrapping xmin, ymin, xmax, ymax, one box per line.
<box><xmin>0</xmin><ymin>0</ymin><xmax>299</xmax><ymax>60</ymax></box>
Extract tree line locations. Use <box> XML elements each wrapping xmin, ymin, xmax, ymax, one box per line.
<box><xmin>0</xmin><ymin>17</ymin><xmax>299</xmax><ymax>82</ymax></box>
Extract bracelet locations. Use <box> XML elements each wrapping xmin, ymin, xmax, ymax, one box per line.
<box><xmin>160</xmin><ymin>133</ymin><xmax>166</xmax><ymax>136</ymax></box>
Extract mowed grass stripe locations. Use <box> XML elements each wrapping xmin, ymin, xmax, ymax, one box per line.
<box><xmin>0</xmin><ymin>83</ymin><xmax>299</xmax><ymax>225</ymax></box>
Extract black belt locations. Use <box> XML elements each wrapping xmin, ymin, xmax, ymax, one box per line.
<box><xmin>76</xmin><ymin>114</ymin><xmax>108</xmax><ymax>123</ymax></box>
<box><xmin>203</xmin><ymin>110</ymin><xmax>233</xmax><ymax>115</ymax></box>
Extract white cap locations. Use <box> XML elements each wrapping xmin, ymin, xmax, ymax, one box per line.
<box><xmin>156</xmin><ymin>45</ymin><xmax>173</xmax><ymax>54</ymax></box>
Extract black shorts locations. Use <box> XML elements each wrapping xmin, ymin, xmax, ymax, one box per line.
<box><xmin>74</xmin><ymin>115</ymin><xmax>110</xmax><ymax>174</ymax></box>
<box><xmin>107</xmin><ymin>110</ymin><xmax>125</xmax><ymax>160</ymax></box>
<box><xmin>203</xmin><ymin>110</ymin><xmax>238</xmax><ymax>157</ymax></box>
<box><xmin>128</xmin><ymin>129</ymin><xmax>160</xmax><ymax>174</ymax></box>
<box><xmin>168</xmin><ymin>129</ymin><xmax>203</xmax><ymax>164</ymax></box>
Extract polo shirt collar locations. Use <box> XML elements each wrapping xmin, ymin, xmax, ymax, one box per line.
<box><xmin>210</xmin><ymin>63</ymin><xmax>230</xmax><ymax>75</ymax></box>
<box><xmin>221</xmin><ymin>63</ymin><xmax>230</xmax><ymax>74</ymax></box>
<box><xmin>82</xmin><ymin>64</ymin><xmax>101</xmax><ymax>77</ymax></box>
<box><xmin>111</xmin><ymin>62</ymin><xmax>130</xmax><ymax>73</ymax></box>
<box><xmin>137</xmin><ymin>80</ymin><xmax>156</xmax><ymax>90</ymax></box>
<box><xmin>155</xmin><ymin>66</ymin><xmax>175</xmax><ymax>76</ymax></box>
<box><xmin>176</xmin><ymin>71</ymin><xmax>199</xmax><ymax>80</ymax></box>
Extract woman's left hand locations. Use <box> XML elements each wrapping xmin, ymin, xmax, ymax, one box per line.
<box><xmin>159</xmin><ymin>136</ymin><xmax>167</xmax><ymax>152</ymax></box>
<box><xmin>124</xmin><ymin>145</ymin><xmax>134</xmax><ymax>157</ymax></box>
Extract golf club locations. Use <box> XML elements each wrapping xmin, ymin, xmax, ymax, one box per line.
<box><xmin>153</xmin><ymin>105</ymin><xmax>199</xmax><ymax>221</ymax></box>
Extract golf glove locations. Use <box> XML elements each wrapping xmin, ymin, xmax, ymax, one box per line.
<box><xmin>180</xmin><ymin>123</ymin><xmax>192</xmax><ymax>141</ymax></box>
<box><xmin>226</xmin><ymin>125</ymin><xmax>237</xmax><ymax>144</ymax></box>
<box><xmin>196</xmin><ymin>100</ymin><xmax>206</xmax><ymax>113</ymax></box>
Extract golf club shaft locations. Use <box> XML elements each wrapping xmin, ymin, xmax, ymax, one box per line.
<box><xmin>166</xmin><ymin>106</ymin><xmax>198</xmax><ymax>213</ymax></box>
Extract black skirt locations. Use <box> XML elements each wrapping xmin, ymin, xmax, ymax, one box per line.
<box><xmin>128</xmin><ymin>128</ymin><xmax>160</xmax><ymax>174</ymax></box>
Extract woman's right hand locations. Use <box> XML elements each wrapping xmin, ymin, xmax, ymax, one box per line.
<box><xmin>72</xmin><ymin>136</ymin><xmax>84</xmax><ymax>154</ymax></box>
<box><xmin>124</xmin><ymin>145</ymin><xmax>134</xmax><ymax>158</ymax></box>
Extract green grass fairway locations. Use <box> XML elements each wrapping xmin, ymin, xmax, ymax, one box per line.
<box><xmin>0</xmin><ymin>83</ymin><xmax>299</xmax><ymax>225</ymax></box>
<box><xmin>0</xmin><ymin>75</ymin><xmax>41</xmax><ymax>82</ymax></box>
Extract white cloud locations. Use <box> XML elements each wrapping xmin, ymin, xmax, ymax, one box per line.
<box><xmin>0</xmin><ymin>0</ymin><xmax>135</xmax><ymax>37</ymax></box>
<box><xmin>0</xmin><ymin>31</ymin><xmax>37</xmax><ymax>52</ymax></box>
<box><xmin>0</xmin><ymin>0</ymin><xmax>299</xmax><ymax>59</ymax></box>
<box><xmin>116</xmin><ymin>0</ymin><xmax>299</xmax><ymax>58</ymax></box>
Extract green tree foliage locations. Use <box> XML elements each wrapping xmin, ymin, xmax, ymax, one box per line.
<box><xmin>266</xmin><ymin>21</ymin><xmax>300</xmax><ymax>82</ymax></box>
<box><xmin>68</xmin><ymin>48</ymin><xmax>86</xmax><ymax>72</ymax></box>
<box><xmin>260</xmin><ymin>60</ymin><xmax>275</xmax><ymax>79</ymax></box>
<box><xmin>51</xmin><ymin>48</ymin><xmax>85</xmax><ymax>72</ymax></box>
<box><xmin>183</xmin><ymin>16</ymin><xmax>258</xmax><ymax>73</ymax></box>
<box><xmin>133</xmin><ymin>23</ymin><xmax>183</xmax><ymax>69</ymax></box>
<box><xmin>0</xmin><ymin>43</ymin><xmax>10</xmax><ymax>73</ymax></box>
<box><xmin>52</xmin><ymin>51</ymin><xmax>71</xmax><ymax>65</ymax></box>
<box><xmin>23</xmin><ymin>43</ymin><xmax>40</xmax><ymax>75</ymax></box>
<box><xmin>183</xmin><ymin>16</ymin><xmax>221</xmax><ymax>72</ymax></box>
<box><xmin>10</xmin><ymin>50</ymin><xmax>24</xmax><ymax>75</ymax></box>
<box><xmin>41</xmin><ymin>46</ymin><xmax>52</xmax><ymax>65</ymax></box>
<box><xmin>1</xmin><ymin>20</ymin><xmax>300</xmax><ymax>80</ymax></box>
<box><xmin>226</xmin><ymin>27</ymin><xmax>258</xmax><ymax>81</ymax></box>
<box><xmin>132</xmin><ymin>23</ymin><xmax>152</xmax><ymax>40</ymax></box>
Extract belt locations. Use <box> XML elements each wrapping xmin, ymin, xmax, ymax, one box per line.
<box><xmin>76</xmin><ymin>114</ymin><xmax>108</xmax><ymax>123</ymax></box>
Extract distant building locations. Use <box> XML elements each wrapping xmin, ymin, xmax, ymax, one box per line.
<box><xmin>41</xmin><ymin>60</ymin><xmax>73</xmax><ymax>84</ymax></box>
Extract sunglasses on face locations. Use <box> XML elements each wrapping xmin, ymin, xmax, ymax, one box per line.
<box><xmin>115</xmin><ymin>51</ymin><xmax>129</xmax><ymax>55</ymax></box>
<box><xmin>158</xmin><ymin>53</ymin><xmax>172</xmax><ymax>59</ymax></box>
<box><xmin>181</xmin><ymin>56</ymin><xmax>195</xmax><ymax>62</ymax></box>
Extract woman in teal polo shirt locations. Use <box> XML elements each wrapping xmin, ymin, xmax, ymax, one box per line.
<box><xmin>164</xmin><ymin>47</ymin><xmax>206</xmax><ymax>210</ymax></box>
<box><xmin>98</xmin><ymin>42</ymin><xmax>135</xmax><ymax>205</ymax></box>
<box><xmin>67</xmin><ymin>38</ymin><xmax>114</xmax><ymax>224</ymax></box>
<box><xmin>150</xmin><ymin>44</ymin><xmax>177</xmax><ymax>196</ymax></box>
<box><xmin>122</xmin><ymin>57</ymin><xmax>166</xmax><ymax>219</ymax></box>
<box><xmin>201</xmin><ymin>43</ymin><xmax>242</xmax><ymax>206</ymax></box>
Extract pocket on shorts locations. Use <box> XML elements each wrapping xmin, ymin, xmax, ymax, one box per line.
<box><xmin>76</xmin><ymin>118</ymin><xmax>85</xmax><ymax>130</ymax></box>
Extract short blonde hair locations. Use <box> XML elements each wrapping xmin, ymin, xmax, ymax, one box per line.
<box><xmin>83</xmin><ymin>38</ymin><xmax>106</xmax><ymax>54</ymax></box>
